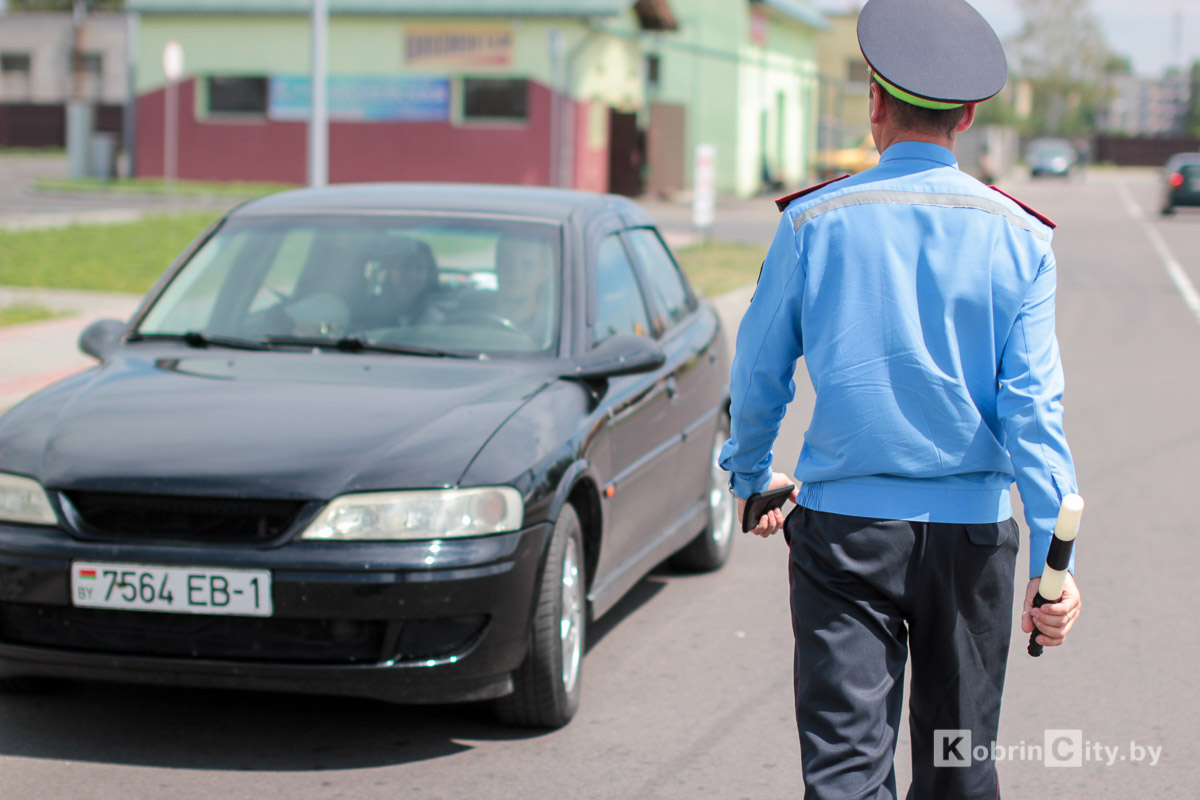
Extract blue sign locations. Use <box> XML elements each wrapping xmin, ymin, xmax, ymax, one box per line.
<box><xmin>269</xmin><ymin>75</ymin><xmax>451</xmax><ymax>122</ymax></box>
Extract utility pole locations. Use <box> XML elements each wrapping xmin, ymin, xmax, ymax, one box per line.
<box><xmin>308</xmin><ymin>0</ymin><xmax>329</xmax><ymax>187</ymax></box>
<box><xmin>65</xmin><ymin>0</ymin><xmax>93</xmax><ymax>179</ymax></box>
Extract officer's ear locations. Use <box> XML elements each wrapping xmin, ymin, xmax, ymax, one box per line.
<box><xmin>868</xmin><ymin>81</ymin><xmax>887</xmax><ymax>126</ymax></box>
<box><xmin>956</xmin><ymin>102</ymin><xmax>977</xmax><ymax>133</ymax></box>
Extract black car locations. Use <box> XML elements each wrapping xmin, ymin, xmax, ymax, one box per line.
<box><xmin>1161</xmin><ymin>152</ymin><xmax>1200</xmax><ymax>215</ymax></box>
<box><xmin>0</xmin><ymin>184</ymin><xmax>734</xmax><ymax>728</ymax></box>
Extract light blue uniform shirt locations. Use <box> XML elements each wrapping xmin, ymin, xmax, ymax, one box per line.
<box><xmin>719</xmin><ymin>142</ymin><xmax>1077</xmax><ymax>577</ymax></box>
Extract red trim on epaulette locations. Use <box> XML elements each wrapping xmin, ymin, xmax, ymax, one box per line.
<box><xmin>775</xmin><ymin>175</ymin><xmax>850</xmax><ymax>212</ymax></box>
<box><xmin>988</xmin><ymin>185</ymin><xmax>1057</xmax><ymax>229</ymax></box>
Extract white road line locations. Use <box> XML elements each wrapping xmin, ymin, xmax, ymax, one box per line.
<box><xmin>1115</xmin><ymin>180</ymin><xmax>1200</xmax><ymax>325</ymax></box>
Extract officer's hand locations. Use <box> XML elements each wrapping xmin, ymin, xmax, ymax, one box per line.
<box><xmin>1021</xmin><ymin>572</ymin><xmax>1081</xmax><ymax>648</ymax></box>
<box><xmin>736</xmin><ymin>472</ymin><xmax>799</xmax><ymax>539</ymax></box>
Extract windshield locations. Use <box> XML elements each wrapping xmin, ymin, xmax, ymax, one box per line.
<box><xmin>1028</xmin><ymin>139</ymin><xmax>1073</xmax><ymax>158</ymax></box>
<box><xmin>137</xmin><ymin>214</ymin><xmax>562</xmax><ymax>357</ymax></box>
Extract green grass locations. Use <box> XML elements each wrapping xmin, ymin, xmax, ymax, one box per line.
<box><xmin>0</xmin><ymin>213</ymin><xmax>219</xmax><ymax>293</ymax></box>
<box><xmin>675</xmin><ymin>241</ymin><xmax>768</xmax><ymax>297</ymax></box>
<box><xmin>0</xmin><ymin>208</ymin><xmax>763</xmax><ymax>299</ymax></box>
<box><xmin>35</xmin><ymin>177</ymin><xmax>297</xmax><ymax>200</ymax></box>
<box><xmin>0</xmin><ymin>303</ymin><xmax>64</xmax><ymax>327</ymax></box>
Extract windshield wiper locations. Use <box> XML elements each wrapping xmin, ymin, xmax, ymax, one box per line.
<box><xmin>128</xmin><ymin>331</ymin><xmax>271</xmax><ymax>351</ymax></box>
<box><xmin>263</xmin><ymin>335</ymin><xmax>474</xmax><ymax>358</ymax></box>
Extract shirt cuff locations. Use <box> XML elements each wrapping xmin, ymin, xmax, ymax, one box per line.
<box><xmin>729</xmin><ymin>469</ymin><xmax>772</xmax><ymax>499</ymax></box>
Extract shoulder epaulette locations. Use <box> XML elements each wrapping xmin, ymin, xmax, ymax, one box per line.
<box><xmin>775</xmin><ymin>175</ymin><xmax>850</xmax><ymax>212</ymax></box>
<box><xmin>988</xmin><ymin>185</ymin><xmax>1057</xmax><ymax>229</ymax></box>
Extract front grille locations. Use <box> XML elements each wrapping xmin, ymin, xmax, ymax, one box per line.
<box><xmin>0</xmin><ymin>604</ymin><xmax>489</xmax><ymax>665</ymax></box>
<box><xmin>63</xmin><ymin>491</ymin><xmax>308</xmax><ymax>544</ymax></box>
<box><xmin>0</xmin><ymin>604</ymin><xmax>385</xmax><ymax>664</ymax></box>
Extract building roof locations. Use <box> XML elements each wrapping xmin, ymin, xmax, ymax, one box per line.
<box><xmin>753</xmin><ymin>0</ymin><xmax>829</xmax><ymax>31</ymax></box>
<box><xmin>127</xmin><ymin>0</ymin><xmax>645</xmax><ymax>16</ymax></box>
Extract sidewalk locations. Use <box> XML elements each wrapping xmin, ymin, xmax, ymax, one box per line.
<box><xmin>0</xmin><ymin>287</ymin><xmax>142</xmax><ymax>412</ymax></box>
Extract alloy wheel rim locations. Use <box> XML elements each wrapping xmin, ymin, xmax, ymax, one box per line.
<box><xmin>560</xmin><ymin>537</ymin><xmax>583</xmax><ymax>694</ymax></box>
<box><xmin>709</xmin><ymin>430</ymin><xmax>735</xmax><ymax>547</ymax></box>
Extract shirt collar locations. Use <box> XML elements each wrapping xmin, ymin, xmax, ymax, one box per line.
<box><xmin>879</xmin><ymin>141</ymin><xmax>958</xmax><ymax>170</ymax></box>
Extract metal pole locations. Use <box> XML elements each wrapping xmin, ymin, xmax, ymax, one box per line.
<box><xmin>123</xmin><ymin>11</ymin><xmax>138</xmax><ymax>177</ymax></box>
<box><xmin>308</xmin><ymin>0</ymin><xmax>329</xmax><ymax>187</ymax></box>
<box><xmin>164</xmin><ymin>77</ymin><xmax>176</xmax><ymax>188</ymax></box>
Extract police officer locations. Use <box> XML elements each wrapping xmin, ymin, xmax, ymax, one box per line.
<box><xmin>719</xmin><ymin>1</ymin><xmax>1082</xmax><ymax>797</ymax></box>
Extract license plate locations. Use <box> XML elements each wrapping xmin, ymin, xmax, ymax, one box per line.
<box><xmin>71</xmin><ymin>561</ymin><xmax>272</xmax><ymax>617</ymax></box>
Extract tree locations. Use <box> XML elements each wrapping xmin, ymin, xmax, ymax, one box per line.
<box><xmin>1008</xmin><ymin>0</ymin><xmax>1116</xmax><ymax>136</ymax></box>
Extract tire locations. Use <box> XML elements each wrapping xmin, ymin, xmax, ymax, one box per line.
<box><xmin>0</xmin><ymin>676</ymin><xmax>56</xmax><ymax>694</ymax></box>
<box><xmin>670</xmin><ymin>415</ymin><xmax>736</xmax><ymax>573</ymax></box>
<box><xmin>494</xmin><ymin>504</ymin><xmax>586</xmax><ymax>728</ymax></box>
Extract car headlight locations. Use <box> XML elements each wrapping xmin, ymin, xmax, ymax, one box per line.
<box><xmin>300</xmin><ymin>487</ymin><xmax>524</xmax><ymax>541</ymax></box>
<box><xmin>0</xmin><ymin>472</ymin><xmax>58</xmax><ymax>526</ymax></box>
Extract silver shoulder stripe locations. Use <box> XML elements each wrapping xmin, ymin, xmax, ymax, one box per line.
<box><xmin>791</xmin><ymin>190</ymin><xmax>1052</xmax><ymax>242</ymax></box>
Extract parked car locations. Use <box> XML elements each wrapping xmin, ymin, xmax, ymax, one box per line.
<box><xmin>1161</xmin><ymin>152</ymin><xmax>1200</xmax><ymax>215</ymax></box>
<box><xmin>0</xmin><ymin>184</ymin><xmax>734</xmax><ymax>728</ymax></box>
<box><xmin>817</xmin><ymin>135</ymin><xmax>880</xmax><ymax>179</ymax></box>
<box><xmin>1026</xmin><ymin>138</ymin><xmax>1077</xmax><ymax>178</ymax></box>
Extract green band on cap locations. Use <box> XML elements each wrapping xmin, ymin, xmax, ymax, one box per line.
<box><xmin>872</xmin><ymin>71</ymin><xmax>964</xmax><ymax>110</ymax></box>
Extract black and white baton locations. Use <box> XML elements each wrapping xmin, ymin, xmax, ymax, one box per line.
<box><xmin>1028</xmin><ymin>493</ymin><xmax>1084</xmax><ymax>657</ymax></box>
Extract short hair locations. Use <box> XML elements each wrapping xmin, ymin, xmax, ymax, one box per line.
<box><xmin>871</xmin><ymin>75</ymin><xmax>967</xmax><ymax>138</ymax></box>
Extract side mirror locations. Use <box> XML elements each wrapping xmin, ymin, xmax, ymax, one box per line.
<box><xmin>567</xmin><ymin>334</ymin><xmax>666</xmax><ymax>380</ymax></box>
<box><xmin>78</xmin><ymin>318</ymin><xmax>127</xmax><ymax>360</ymax></box>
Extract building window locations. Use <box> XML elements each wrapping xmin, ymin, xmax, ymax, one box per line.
<box><xmin>1</xmin><ymin>53</ymin><xmax>32</xmax><ymax>73</ymax></box>
<box><xmin>71</xmin><ymin>51</ymin><xmax>103</xmax><ymax>75</ymax></box>
<box><xmin>207</xmin><ymin>76</ymin><xmax>269</xmax><ymax>114</ymax></box>
<box><xmin>646</xmin><ymin>54</ymin><xmax>661</xmax><ymax>91</ymax></box>
<box><xmin>462</xmin><ymin>78</ymin><xmax>527</xmax><ymax>122</ymax></box>
<box><xmin>1</xmin><ymin>52</ymin><xmax>33</xmax><ymax>101</ymax></box>
<box><xmin>847</xmin><ymin>59</ymin><xmax>869</xmax><ymax>84</ymax></box>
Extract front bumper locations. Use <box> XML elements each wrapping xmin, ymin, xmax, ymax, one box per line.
<box><xmin>0</xmin><ymin>522</ymin><xmax>552</xmax><ymax>704</ymax></box>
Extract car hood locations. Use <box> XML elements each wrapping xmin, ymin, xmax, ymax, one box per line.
<box><xmin>0</xmin><ymin>348</ymin><xmax>556</xmax><ymax>499</ymax></box>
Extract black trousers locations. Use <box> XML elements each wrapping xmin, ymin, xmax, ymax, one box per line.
<box><xmin>785</xmin><ymin>506</ymin><xmax>1018</xmax><ymax>800</ymax></box>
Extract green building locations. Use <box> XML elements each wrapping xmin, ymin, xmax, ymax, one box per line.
<box><xmin>124</xmin><ymin>0</ymin><xmax>824</xmax><ymax>196</ymax></box>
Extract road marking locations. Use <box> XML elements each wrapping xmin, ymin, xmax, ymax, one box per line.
<box><xmin>1115</xmin><ymin>181</ymin><xmax>1200</xmax><ymax>326</ymax></box>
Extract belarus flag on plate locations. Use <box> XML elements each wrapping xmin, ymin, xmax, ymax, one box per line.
<box><xmin>78</xmin><ymin>568</ymin><xmax>97</xmax><ymax>579</ymax></box>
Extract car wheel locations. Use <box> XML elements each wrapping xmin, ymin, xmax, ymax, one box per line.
<box><xmin>670</xmin><ymin>415</ymin><xmax>736</xmax><ymax>573</ymax></box>
<box><xmin>0</xmin><ymin>676</ymin><xmax>56</xmax><ymax>693</ymax></box>
<box><xmin>494</xmin><ymin>503</ymin><xmax>585</xmax><ymax>728</ymax></box>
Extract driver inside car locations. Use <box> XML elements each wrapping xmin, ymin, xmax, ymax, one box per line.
<box><xmin>356</xmin><ymin>235</ymin><xmax>444</xmax><ymax>331</ymax></box>
<box><xmin>492</xmin><ymin>234</ymin><xmax>556</xmax><ymax>347</ymax></box>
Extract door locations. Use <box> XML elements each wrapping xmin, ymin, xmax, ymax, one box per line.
<box><xmin>623</xmin><ymin>228</ymin><xmax>723</xmax><ymax>519</ymax></box>
<box><xmin>607</xmin><ymin>109</ymin><xmax>645</xmax><ymax>197</ymax></box>
<box><xmin>588</xmin><ymin>230</ymin><xmax>682</xmax><ymax>581</ymax></box>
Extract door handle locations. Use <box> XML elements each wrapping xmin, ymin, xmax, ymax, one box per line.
<box><xmin>665</xmin><ymin>376</ymin><xmax>679</xmax><ymax>403</ymax></box>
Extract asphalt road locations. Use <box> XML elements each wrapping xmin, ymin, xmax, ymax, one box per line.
<box><xmin>2</xmin><ymin>169</ymin><xmax>1199</xmax><ymax>799</ymax></box>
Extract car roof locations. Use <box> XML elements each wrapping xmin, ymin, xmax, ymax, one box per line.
<box><xmin>232</xmin><ymin>182</ymin><xmax>656</xmax><ymax>227</ymax></box>
<box><xmin>1165</xmin><ymin>153</ymin><xmax>1200</xmax><ymax>170</ymax></box>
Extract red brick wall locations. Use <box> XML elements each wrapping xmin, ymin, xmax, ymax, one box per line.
<box><xmin>135</xmin><ymin>78</ymin><xmax>594</xmax><ymax>188</ymax></box>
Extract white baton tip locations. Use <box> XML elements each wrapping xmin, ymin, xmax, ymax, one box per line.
<box><xmin>1053</xmin><ymin>494</ymin><xmax>1084</xmax><ymax>541</ymax></box>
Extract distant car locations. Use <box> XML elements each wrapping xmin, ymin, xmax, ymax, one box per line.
<box><xmin>817</xmin><ymin>136</ymin><xmax>880</xmax><ymax>178</ymax></box>
<box><xmin>0</xmin><ymin>184</ymin><xmax>734</xmax><ymax>729</ymax></box>
<box><xmin>1026</xmin><ymin>138</ymin><xmax>1077</xmax><ymax>178</ymax></box>
<box><xmin>1161</xmin><ymin>152</ymin><xmax>1200</xmax><ymax>215</ymax></box>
